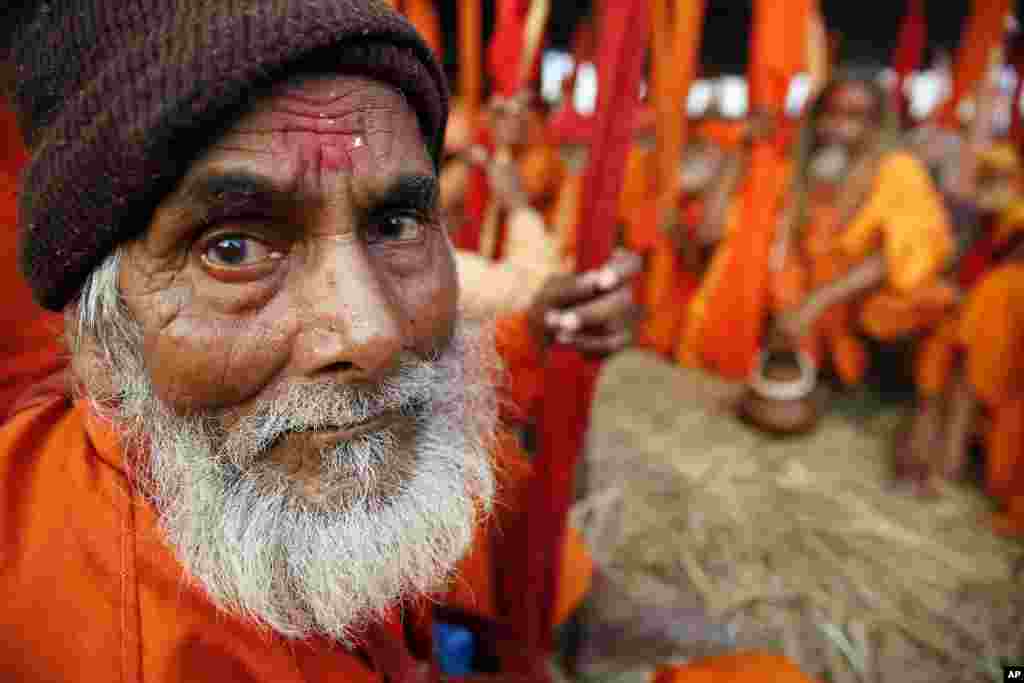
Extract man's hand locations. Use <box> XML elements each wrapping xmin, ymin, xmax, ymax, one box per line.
<box><xmin>527</xmin><ymin>249</ymin><xmax>644</xmax><ymax>357</ymax></box>
<box><xmin>770</xmin><ymin>306</ymin><xmax>812</xmax><ymax>350</ymax></box>
<box><xmin>487</xmin><ymin>158</ymin><xmax>530</xmax><ymax>212</ymax></box>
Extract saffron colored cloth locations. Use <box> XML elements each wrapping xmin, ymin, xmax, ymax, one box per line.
<box><xmin>386</xmin><ymin>0</ymin><xmax>443</xmax><ymax>58</ymax></box>
<box><xmin>653</xmin><ymin>652</ymin><xmax>820</xmax><ymax>683</ymax></box>
<box><xmin>634</xmin><ymin>200</ymin><xmax>699</xmax><ymax>358</ymax></box>
<box><xmin>960</xmin><ymin>263</ymin><xmax>1024</xmax><ymax>537</ymax></box>
<box><xmin>838</xmin><ymin>153</ymin><xmax>954</xmax><ymax>295</ymax></box>
<box><xmin>754</xmin><ymin>151</ymin><xmax>953</xmax><ymax>385</ymax></box>
<box><xmin>678</xmin><ymin>167</ymin><xmax>784</xmax><ymax>371</ymax></box>
<box><xmin>0</xmin><ymin>397</ymin><xmax>592</xmax><ymax>681</ymax></box>
<box><xmin>914</xmin><ymin>262</ymin><xmax>1024</xmax><ymax>536</ymax></box>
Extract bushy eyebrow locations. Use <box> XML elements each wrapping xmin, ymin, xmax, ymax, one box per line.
<box><xmin>174</xmin><ymin>170</ymin><xmax>292</xmax><ymax>219</ymax></box>
<box><xmin>364</xmin><ymin>173</ymin><xmax>439</xmax><ymax>216</ymax></box>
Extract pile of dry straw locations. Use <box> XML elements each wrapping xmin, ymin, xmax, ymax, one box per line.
<box><xmin>575</xmin><ymin>351</ymin><xmax>1023</xmax><ymax>683</ymax></box>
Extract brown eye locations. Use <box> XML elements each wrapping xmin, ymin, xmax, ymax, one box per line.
<box><xmin>202</xmin><ymin>234</ymin><xmax>280</xmax><ymax>268</ymax></box>
<box><xmin>368</xmin><ymin>214</ymin><xmax>425</xmax><ymax>244</ymax></box>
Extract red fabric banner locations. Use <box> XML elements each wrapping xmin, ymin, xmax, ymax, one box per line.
<box><xmin>892</xmin><ymin>0</ymin><xmax>927</xmax><ymax>124</ymax></box>
<box><xmin>507</xmin><ymin>0</ymin><xmax>651</xmax><ymax>666</ymax></box>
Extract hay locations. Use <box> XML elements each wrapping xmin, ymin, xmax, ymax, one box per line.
<box><xmin>578</xmin><ymin>350</ymin><xmax>1024</xmax><ymax>683</ymax></box>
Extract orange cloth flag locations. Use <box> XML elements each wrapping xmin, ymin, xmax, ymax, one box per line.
<box><xmin>678</xmin><ymin>169</ymin><xmax>786</xmax><ymax>368</ymax></box>
<box><xmin>935</xmin><ymin>0</ymin><xmax>1011</xmax><ymax>128</ymax></box>
<box><xmin>405</xmin><ymin>0</ymin><xmax>443</xmax><ymax>59</ymax></box>
<box><xmin>458</xmin><ymin>0</ymin><xmax>483</xmax><ymax>126</ymax></box>
<box><xmin>640</xmin><ymin>0</ymin><xmax>706</xmax><ymax>356</ymax></box>
<box><xmin>696</xmin><ymin>0</ymin><xmax>812</xmax><ymax>379</ymax></box>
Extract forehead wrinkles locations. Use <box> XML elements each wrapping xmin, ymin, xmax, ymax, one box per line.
<box><xmin>216</xmin><ymin>77</ymin><xmax>416</xmax><ymax>185</ymax></box>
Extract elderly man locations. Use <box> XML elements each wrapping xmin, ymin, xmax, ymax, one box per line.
<box><xmin>767</xmin><ymin>74</ymin><xmax>956</xmax><ymax>386</ymax></box>
<box><xmin>0</xmin><ymin>3</ymin><xmax>817</xmax><ymax>682</ymax></box>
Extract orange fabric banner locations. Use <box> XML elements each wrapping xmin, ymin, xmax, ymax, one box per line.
<box><xmin>400</xmin><ymin>0</ymin><xmax>443</xmax><ymax>59</ymax></box>
<box><xmin>696</xmin><ymin>0</ymin><xmax>812</xmax><ymax>379</ymax></box>
<box><xmin>641</xmin><ymin>0</ymin><xmax>706</xmax><ymax>353</ymax></box>
<box><xmin>458</xmin><ymin>0</ymin><xmax>483</xmax><ymax>125</ymax></box>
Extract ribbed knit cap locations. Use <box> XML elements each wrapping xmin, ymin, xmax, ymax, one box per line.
<box><xmin>4</xmin><ymin>0</ymin><xmax>449</xmax><ymax>311</ymax></box>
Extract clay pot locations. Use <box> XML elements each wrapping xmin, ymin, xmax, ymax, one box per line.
<box><xmin>739</xmin><ymin>348</ymin><xmax>821</xmax><ymax>436</ymax></box>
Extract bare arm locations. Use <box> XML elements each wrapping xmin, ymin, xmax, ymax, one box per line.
<box><xmin>697</xmin><ymin>152</ymin><xmax>746</xmax><ymax>247</ymax></box>
<box><xmin>950</xmin><ymin>48</ymin><xmax>1002</xmax><ymax>201</ymax></box>
<box><xmin>778</xmin><ymin>253</ymin><xmax>887</xmax><ymax>339</ymax></box>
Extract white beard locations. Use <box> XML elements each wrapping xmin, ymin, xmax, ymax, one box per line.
<box><xmin>84</xmin><ymin>318</ymin><xmax>500</xmax><ymax>643</ymax></box>
<box><xmin>808</xmin><ymin>143</ymin><xmax>851</xmax><ymax>185</ymax></box>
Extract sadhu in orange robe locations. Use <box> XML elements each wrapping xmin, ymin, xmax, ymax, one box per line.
<box><xmin>617</xmin><ymin>121</ymin><xmax>704</xmax><ymax>359</ymax></box>
<box><xmin>770</xmin><ymin>151</ymin><xmax>955</xmax><ymax>385</ymax></box>
<box><xmin>0</xmin><ymin>331</ymin><xmax>820</xmax><ymax>682</ymax></box>
<box><xmin>678</xmin><ymin>155</ymin><xmax>789</xmax><ymax>369</ymax></box>
<box><xmin>915</xmin><ymin>203</ymin><xmax>1024</xmax><ymax>536</ymax></box>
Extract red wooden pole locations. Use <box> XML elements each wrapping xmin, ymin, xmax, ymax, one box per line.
<box><xmin>892</xmin><ymin>0</ymin><xmax>927</xmax><ymax>125</ymax></box>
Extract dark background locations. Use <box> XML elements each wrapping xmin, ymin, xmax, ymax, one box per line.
<box><xmin>434</xmin><ymin>0</ymin><xmax>1020</xmax><ymax>83</ymax></box>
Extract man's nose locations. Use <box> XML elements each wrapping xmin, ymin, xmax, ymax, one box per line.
<box><xmin>294</xmin><ymin>240</ymin><xmax>405</xmax><ymax>382</ymax></box>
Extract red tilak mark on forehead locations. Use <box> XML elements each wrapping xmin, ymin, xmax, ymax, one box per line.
<box><xmin>263</xmin><ymin>119</ymin><xmax>364</xmax><ymax>175</ymax></box>
<box><xmin>264</xmin><ymin>92</ymin><xmax>378</xmax><ymax>175</ymax></box>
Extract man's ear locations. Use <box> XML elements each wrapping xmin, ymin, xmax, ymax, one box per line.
<box><xmin>65</xmin><ymin>308</ymin><xmax>119</xmax><ymax>405</ymax></box>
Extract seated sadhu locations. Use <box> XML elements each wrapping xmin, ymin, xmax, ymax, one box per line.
<box><xmin>0</xmin><ymin>3</ymin><xmax>819</xmax><ymax>682</ymax></box>
<box><xmin>642</xmin><ymin>130</ymin><xmax>744</xmax><ymax>360</ymax></box>
<box><xmin>443</xmin><ymin>93</ymin><xmax>567</xmax><ymax>319</ymax></box>
<box><xmin>768</xmin><ymin>74</ymin><xmax>956</xmax><ymax>388</ymax></box>
<box><xmin>617</xmin><ymin>104</ymin><xmax>699</xmax><ymax>356</ymax></box>
<box><xmin>902</xmin><ymin>144</ymin><xmax>1024</xmax><ymax>516</ymax></box>
<box><xmin>677</xmin><ymin>116</ymin><xmax>779</xmax><ymax>367</ymax></box>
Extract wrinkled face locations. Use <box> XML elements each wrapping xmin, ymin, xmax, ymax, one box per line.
<box><xmin>679</xmin><ymin>141</ymin><xmax>725</xmax><ymax>196</ymax></box>
<box><xmin>96</xmin><ymin>75</ymin><xmax>497</xmax><ymax>640</ymax></box>
<box><xmin>489</xmin><ymin>96</ymin><xmax>531</xmax><ymax>149</ymax></box>
<box><xmin>815</xmin><ymin>82</ymin><xmax>878</xmax><ymax>153</ymax></box>
<box><xmin>120</xmin><ymin>74</ymin><xmax>457</xmax><ymax>493</ymax></box>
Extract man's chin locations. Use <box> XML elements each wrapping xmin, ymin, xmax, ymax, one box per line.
<box><xmin>254</xmin><ymin>420</ymin><xmax>421</xmax><ymax>511</ymax></box>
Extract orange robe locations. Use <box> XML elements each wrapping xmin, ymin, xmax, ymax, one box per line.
<box><xmin>619</xmin><ymin>144</ymin><xmax>698</xmax><ymax>357</ymax></box>
<box><xmin>0</xmin><ymin>315</ymin><xmax>818</xmax><ymax>681</ymax></box>
<box><xmin>636</xmin><ymin>200</ymin><xmax>699</xmax><ymax>358</ymax></box>
<box><xmin>958</xmin><ymin>263</ymin><xmax>1024</xmax><ymax>536</ymax></box>
<box><xmin>679</xmin><ymin>170</ymin><xmax>784</xmax><ymax>370</ymax></box>
<box><xmin>0</xmin><ymin>394</ymin><xmax>592</xmax><ymax>681</ymax></box>
<box><xmin>768</xmin><ymin>152</ymin><xmax>954</xmax><ymax>386</ymax></box>
<box><xmin>840</xmin><ymin>153</ymin><xmax>955</xmax><ymax>343</ymax></box>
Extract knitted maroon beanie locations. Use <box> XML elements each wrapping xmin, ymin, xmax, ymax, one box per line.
<box><xmin>3</xmin><ymin>0</ymin><xmax>449</xmax><ymax>311</ymax></box>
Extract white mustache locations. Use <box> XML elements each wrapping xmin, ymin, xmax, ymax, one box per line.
<box><xmin>809</xmin><ymin>144</ymin><xmax>850</xmax><ymax>182</ymax></box>
<box><xmin>217</xmin><ymin>358</ymin><xmax>444</xmax><ymax>467</ymax></box>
